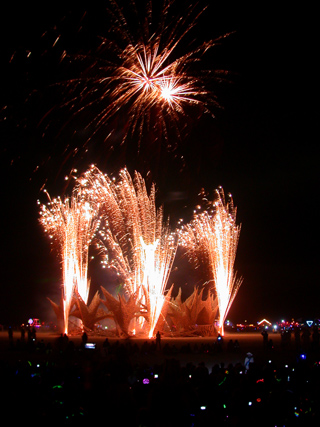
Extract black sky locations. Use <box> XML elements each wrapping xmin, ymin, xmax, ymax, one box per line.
<box><xmin>0</xmin><ymin>1</ymin><xmax>319</xmax><ymax>326</ymax></box>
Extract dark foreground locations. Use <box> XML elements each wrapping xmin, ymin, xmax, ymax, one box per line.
<box><xmin>1</xmin><ymin>330</ymin><xmax>320</xmax><ymax>426</ymax></box>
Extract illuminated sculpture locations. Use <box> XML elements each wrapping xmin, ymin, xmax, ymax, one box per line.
<box><xmin>71</xmin><ymin>290</ymin><xmax>109</xmax><ymax>331</ymax></box>
<box><xmin>100</xmin><ymin>286</ymin><xmax>142</xmax><ymax>337</ymax></box>
<box><xmin>168</xmin><ymin>287</ymin><xmax>218</xmax><ymax>336</ymax></box>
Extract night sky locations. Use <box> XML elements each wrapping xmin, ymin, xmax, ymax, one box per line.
<box><xmin>0</xmin><ymin>1</ymin><xmax>319</xmax><ymax>326</ymax></box>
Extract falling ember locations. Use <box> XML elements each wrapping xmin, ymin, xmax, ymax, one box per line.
<box><xmin>39</xmin><ymin>185</ymin><xmax>100</xmax><ymax>334</ymax></box>
<box><xmin>83</xmin><ymin>166</ymin><xmax>177</xmax><ymax>338</ymax></box>
<box><xmin>179</xmin><ymin>187</ymin><xmax>242</xmax><ymax>336</ymax></box>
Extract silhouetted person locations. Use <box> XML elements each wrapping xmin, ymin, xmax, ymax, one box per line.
<box><xmin>63</xmin><ymin>333</ymin><xmax>69</xmax><ymax>348</ymax></box>
<box><xmin>268</xmin><ymin>338</ymin><xmax>274</xmax><ymax>351</ymax></box>
<box><xmin>57</xmin><ymin>333</ymin><xmax>64</xmax><ymax>351</ymax></box>
<box><xmin>156</xmin><ymin>331</ymin><xmax>161</xmax><ymax>350</ymax></box>
<box><xmin>103</xmin><ymin>338</ymin><xmax>110</xmax><ymax>356</ymax></box>
<box><xmin>20</xmin><ymin>325</ymin><xmax>25</xmax><ymax>341</ymax></box>
<box><xmin>281</xmin><ymin>330</ymin><xmax>291</xmax><ymax>348</ymax></box>
<box><xmin>244</xmin><ymin>352</ymin><xmax>254</xmax><ymax>373</ymax></box>
<box><xmin>82</xmin><ymin>331</ymin><xmax>88</xmax><ymax>347</ymax></box>
<box><xmin>261</xmin><ymin>329</ymin><xmax>268</xmax><ymax>348</ymax></box>
<box><xmin>227</xmin><ymin>339</ymin><xmax>234</xmax><ymax>352</ymax></box>
<box><xmin>31</xmin><ymin>327</ymin><xmax>37</xmax><ymax>341</ymax></box>
<box><xmin>294</xmin><ymin>328</ymin><xmax>301</xmax><ymax>350</ymax></box>
<box><xmin>216</xmin><ymin>334</ymin><xmax>223</xmax><ymax>352</ymax></box>
<box><xmin>8</xmin><ymin>326</ymin><xmax>13</xmax><ymax>341</ymax></box>
<box><xmin>312</xmin><ymin>327</ymin><xmax>319</xmax><ymax>350</ymax></box>
<box><xmin>301</xmin><ymin>327</ymin><xmax>311</xmax><ymax>350</ymax></box>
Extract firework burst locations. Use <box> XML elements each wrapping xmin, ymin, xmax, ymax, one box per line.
<box><xmin>83</xmin><ymin>166</ymin><xmax>178</xmax><ymax>337</ymax></box>
<box><xmin>41</xmin><ymin>0</ymin><xmax>232</xmax><ymax>174</ymax></box>
<box><xmin>179</xmin><ymin>187</ymin><xmax>242</xmax><ymax>335</ymax></box>
<box><xmin>39</xmin><ymin>183</ymin><xmax>101</xmax><ymax>334</ymax></box>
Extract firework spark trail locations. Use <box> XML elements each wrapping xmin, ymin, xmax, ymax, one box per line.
<box><xmin>39</xmin><ymin>185</ymin><xmax>101</xmax><ymax>334</ymax></box>
<box><xmin>179</xmin><ymin>187</ymin><xmax>242</xmax><ymax>335</ymax></box>
<box><xmin>54</xmin><ymin>0</ymin><xmax>231</xmax><ymax>152</ymax></box>
<box><xmin>140</xmin><ymin>233</ymin><xmax>177</xmax><ymax>338</ymax></box>
<box><xmin>85</xmin><ymin>166</ymin><xmax>177</xmax><ymax>337</ymax></box>
<box><xmin>210</xmin><ymin>188</ymin><xmax>243</xmax><ymax>335</ymax></box>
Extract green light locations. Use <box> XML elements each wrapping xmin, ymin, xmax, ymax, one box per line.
<box><xmin>218</xmin><ymin>376</ymin><xmax>226</xmax><ymax>386</ymax></box>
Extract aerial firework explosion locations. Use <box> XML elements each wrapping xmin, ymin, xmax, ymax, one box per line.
<box><xmin>1</xmin><ymin>1</ymin><xmax>233</xmax><ymax>199</ymax></box>
<box><xmin>179</xmin><ymin>187</ymin><xmax>242</xmax><ymax>335</ymax></box>
<box><xmin>86</xmin><ymin>0</ymin><xmax>216</xmax><ymax>145</ymax></box>
<box><xmin>36</xmin><ymin>0</ymin><xmax>232</xmax><ymax>175</ymax></box>
<box><xmin>38</xmin><ymin>182</ymin><xmax>101</xmax><ymax>334</ymax></box>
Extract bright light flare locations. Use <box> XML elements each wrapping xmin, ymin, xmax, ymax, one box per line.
<box><xmin>158</xmin><ymin>76</ymin><xmax>199</xmax><ymax>111</ymax></box>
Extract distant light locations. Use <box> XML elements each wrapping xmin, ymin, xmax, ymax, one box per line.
<box><xmin>200</xmin><ymin>406</ymin><xmax>206</xmax><ymax>410</ymax></box>
<box><xmin>258</xmin><ymin>318</ymin><xmax>271</xmax><ymax>326</ymax></box>
<box><xmin>85</xmin><ymin>343</ymin><xmax>96</xmax><ymax>349</ymax></box>
<box><xmin>306</xmin><ymin>320</ymin><xmax>313</xmax><ymax>327</ymax></box>
<box><xmin>143</xmin><ymin>378</ymin><xmax>149</xmax><ymax>385</ymax></box>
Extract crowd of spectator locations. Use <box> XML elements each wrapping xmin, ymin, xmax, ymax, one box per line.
<box><xmin>1</xmin><ymin>329</ymin><xmax>320</xmax><ymax>426</ymax></box>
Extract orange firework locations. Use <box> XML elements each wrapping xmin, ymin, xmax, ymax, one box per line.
<box><xmin>83</xmin><ymin>166</ymin><xmax>177</xmax><ymax>338</ymax></box>
<box><xmin>52</xmin><ymin>0</ymin><xmax>231</xmax><ymax>159</ymax></box>
<box><xmin>39</xmin><ymin>183</ymin><xmax>101</xmax><ymax>334</ymax></box>
<box><xmin>179</xmin><ymin>187</ymin><xmax>242</xmax><ymax>335</ymax></box>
